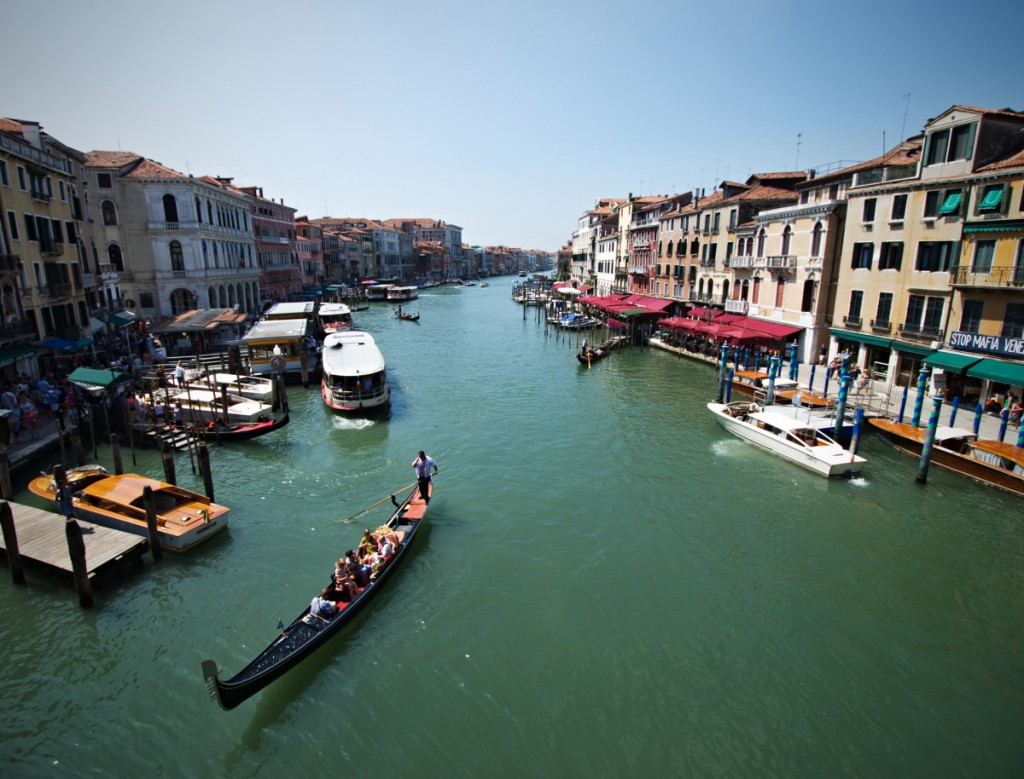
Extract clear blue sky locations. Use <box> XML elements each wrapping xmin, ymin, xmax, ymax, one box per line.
<box><xmin>5</xmin><ymin>0</ymin><xmax>1022</xmax><ymax>251</ymax></box>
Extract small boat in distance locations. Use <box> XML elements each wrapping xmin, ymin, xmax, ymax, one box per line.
<box><xmin>869</xmin><ymin>418</ymin><xmax>1024</xmax><ymax>497</ymax></box>
<box><xmin>321</xmin><ymin>331</ymin><xmax>391</xmax><ymax>412</ymax></box>
<box><xmin>202</xmin><ymin>480</ymin><xmax>433</xmax><ymax>709</ymax></box>
<box><xmin>708</xmin><ymin>401</ymin><xmax>866</xmax><ymax>477</ymax></box>
<box><xmin>317</xmin><ymin>302</ymin><xmax>353</xmax><ymax>335</ymax></box>
<box><xmin>29</xmin><ymin>466</ymin><xmax>229</xmax><ymax>552</ymax></box>
<box><xmin>395</xmin><ymin>309</ymin><xmax>420</xmax><ymax>322</ymax></box>
<box><xmin>365</xmin><ymin>284</ymin><xmax>393</xmax><ymax>302</ymax></box>
<box><xmin>386</xmin><ymin>286</ymin><xmax>419</xmax><ymax>302</ymax></box>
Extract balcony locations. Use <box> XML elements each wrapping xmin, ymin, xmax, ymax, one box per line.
<box><xmin>701</xmin><ymin>228</ymin><xmax>711</xmax><ymax>236</ymax></box>
<box><xmin>47</xmin><ymin>283</ymin><xmax>71</xmax><ymax>299</ymax></box>
<box><xmin>898</xmin><ymin>322</ymin><xmax>942</xmax><ymax>339</ymax></box>
<box><xmin>727</xmin><ymin>224</ymin><xmax>736</xmax><ymax>233</ymax></box>
<box><xmin>30</xmin><ymin>188</ymin><xmax>52</xmax><ymax>202</ymax></box>
<box><xmin>851</xmin><ymin>164</ymin><xmax>918</xmax><ymax>188</ymax></box>
<box><xmin>728</xmin><ymin>255</ymin><xmax>753</xmax><ymax>269</ymax></box>
<box><xmin>691</xmin><ymin>292</ymin><xmax>725</xmax><ymax>306</ymax></box>
<box><xmin>766</xmin><ymin>255</ymin><xmax>797</xmax><ymax>269</ymax></box>
<box><xmin>258</xmin><ymin>235</ymin><xmax>290</xmax><ymax>245</ymax></box>
<box><xmin>627</xmin><ymin>265</ymin><xmax>648</xmax><ymax>274</ymax></box>
<box><xmin>842</xmin><ymin>315</ymin><xmax>863</xmax><ymax>328</ymax></box>
<box><xmin>870</xmin><ymin>318</ymin><xmax>891</xmax><ymax>332</ymax></box>
<box><xmin>724</xmin><ymin>298</ymin><xmax>749</xmax><ymax>314</ymax></box>
<box><xmin>699</xmin><ymin>260</ymin><xmax>715</xmax><ymax>268</ymax></box>
<box><xmin>951</xmin><ymin>266</ymin><xmax>1024</xmax><ymax>288</ymax></box>
<box><xmin>40</xmin><ymin>241</ymin><xmax>64</xmax><ymax>256</ymax></box>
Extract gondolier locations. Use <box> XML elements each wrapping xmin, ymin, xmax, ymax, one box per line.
<box><xmin>412</xmin><ymin>450</ymin><xmax>438</xmax><ymax>504</ymax></box>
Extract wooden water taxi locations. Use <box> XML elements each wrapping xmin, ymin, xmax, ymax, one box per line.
<box><xmin>869</xmin><ymin>418</ymin><xmax>1024</xmax><ymax>497</ymax></box>
<box><xmin>29</xmin><ymin>466</ymin><xmax>229</xmax><ymax>552</ymax></box>
<box><xmin>202</xmin><ymin>481</ymin><xmax>433</xmax><ymax>709</ymax></box>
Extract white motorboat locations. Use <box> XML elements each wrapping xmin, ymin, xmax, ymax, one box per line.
<box><xmin>386</xmin><ymin>286</ymin><xmax>419</xmax><ymax>302</ymax></box>
<box><xmin>188</xmin><ymin>372</ymin><xmax>275</xmax><ymax>404</ymax></box>
<box><xmin>150</xmin><ymin>388</ymin><xmax>273</xmax><ymax>424</ymax></box>
<box><xmin>708</xmin><ymin>400</ymin><xmax>866</xmax><ymax>477</ymax></box>
<box><xmin>321</xmin><ymin>331</ymin><xmax>390</xmax><ymax>412</ymax></box>
<box><xmin>317</xmin><ymin>302</ymin><xmax>353</xmax><ymax>334</ymax></box>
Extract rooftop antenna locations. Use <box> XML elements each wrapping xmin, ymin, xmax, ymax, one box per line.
<box><xmin>795</xmin><ymin>132</ymin><xmax>802</xmax><ymax>170</ymax></box>
<box><xmin>900</xmin><ymin>92</ymin><xmax>911</xmax><ymax>141</ymax></box>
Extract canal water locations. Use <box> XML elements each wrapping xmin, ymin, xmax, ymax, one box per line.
<box><xmin>2</xmin><ymin>276</ymin><xmax>1022</xmax><ymax>777</ymax></box>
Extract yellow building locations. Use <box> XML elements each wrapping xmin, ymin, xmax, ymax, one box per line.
<box><xmin>832</xmin><ymin>105</ymin><xmax>1024</xmax><ymax>399</ymax></box>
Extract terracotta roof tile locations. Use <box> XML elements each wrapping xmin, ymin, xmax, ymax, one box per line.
<box><xmin>85</xmin><ymin>150</ymin><xmax>144</xmax><ymax>168</ymax></box>
<box><xmin>0</xmin><ymin>118</ymin><xmax>23</xmax><ymax>133</ymax></box>
<box><xmin>730</xmin><ymin>184</ymin><xmax>801</xmax><ymax>203</ymax></box>
<box><xmin>948</xmin><ymin>105</ymin><xmax>1024</xmax><ymax>121</ymax></box>
<box><xmin>121</xmin><ymin>157</ymin><xmax>187</xmax><ymax>179</ymax></box>
<box><xmin>978</xmin><ymin>147</ymin><xmax>1024</xmax><ymax>173</ymax></box>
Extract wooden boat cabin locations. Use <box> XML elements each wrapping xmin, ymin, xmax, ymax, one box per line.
<box><xmin>241</xmin><ymin>318</ymin><xmax>317</xmax><ymax>381</ymax></box>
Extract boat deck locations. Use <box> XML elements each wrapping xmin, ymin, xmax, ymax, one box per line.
<box><xmin>0</xmin><ymin>501</ymin><xmax>147</xmax><ymax>575</ymax></box>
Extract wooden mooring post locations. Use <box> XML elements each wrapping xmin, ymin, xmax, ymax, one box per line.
<box><xmin>198</xmin><ymin>443</ymin><xmax>214</xmax><ymax>502</ymax></box>
<box><xmin>142</xmin><ymin>485</ymin><xmax>163</xmax><ymax>562</ymax></box>
<box><xmin>65</xmin><ymin>519</ymin><xmax>93</xmax><ymax>608</ymax></box>
<box><xmin>159</xmin><ymin>440</ymin><xmax>177</xmax><ymax>486</ymax></box>
<box><xmin>0</xmin><ymin>501</ymin><xmax>25</xmax><ymax>584</ymax></box>
<box><xmin>110</xmin><ymin>434</ymin><xmax>123</xmax><ymax>475</ymax></box>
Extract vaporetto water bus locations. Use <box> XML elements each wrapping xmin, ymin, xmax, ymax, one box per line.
<box><xmin>321</xmin><ymin>330</ymin><xmax>390</xmax><ymax>412</ymax></box>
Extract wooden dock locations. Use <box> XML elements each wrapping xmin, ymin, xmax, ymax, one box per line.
<box><xmin>0</xmin><ymin>501</ymin><xmax>147</xmax><ymax>576</ymax></box>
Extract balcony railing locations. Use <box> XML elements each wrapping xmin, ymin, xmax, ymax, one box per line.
<box><xmin>766</xmin><ymin>255</ymin><xmax>797</xmax><ymax>268</ymax></box>
<box><xmin>47</xmin><ymin>283</ymin><xmax>71</xmax><ymax>299</ymax></box>
<box><xmin>951</xmin><ymin>266</ymin><xmax>1024</xmax><ymax>288</ymax></box>
<box><xmin>728</xmin><ymin>256</ymin><xmax>753</xmax><ymax>269</ymax></box>
<box><xmin>30</xmin><ymin>188</ymin><xmax>52</xmax><ymax>202</ymax></box>
<box><xmin>40</xmin><ymin>241</ymin><xmax>64</xmax><ymax>256</ymax></box>
<box><xmin>0</xmin><ymin>254</ymin><xmax>19</xmax><ymax>272</ymax></box>
<box><xmin>898</xmin><ymin>322</ymin><xmax>942</xmax><ymax>338</ymax></box>
<box><xmin>842</xmin><ymin>315</ymin><xmax>862</xmax><ymax>327</ymax></box>
<box><xmin>699</xmin><ymin>259</ymin><xmax>715</xmax><ymax>268</ymax></box>
<box><xmin>690</xmin><ymin>292</ymin><xmax>725</xmax><ymax>306</ymax></box>
<box><xmin>870</xmin><ymin>318</ymin><xmax>891</xmax><ymax>331</ymax></box>
<box><xmin>852</xmin><ymin>164</ymin><xmax>918</xmax><ymax>188</ymax></box>
<box><xmin>724</xmin><ymin>298</ymin><xmax>749</xmax><ymax>314</ymax></box>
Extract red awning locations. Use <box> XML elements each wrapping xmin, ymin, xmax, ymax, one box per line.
<box><xmin>739</xmin><ymin>318</ymin><xmax>803</xmax><ymax>339</ymax></box>
<box><xmin>688</xmin><ymin>306</ymin><xmax>722</xmax><ymax>319</ymax></box>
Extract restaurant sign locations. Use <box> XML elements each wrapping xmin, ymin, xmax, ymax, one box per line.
<box><xmin>948</xmin><ymin>330</ymin><xmax>1024</xmax><ymax>358</ymax></box>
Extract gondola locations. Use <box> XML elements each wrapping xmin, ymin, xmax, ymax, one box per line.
<box><xmin>395</xmin><ymin>311</ymin><xmax>420</xmax><ymax>321</ymax></box>
<box><xmin>202</xmin><ymin>481</ymin><xmax>432</xmax><ymax>710</ymax></box>
<box><xmin>191</xmin><ymin>411</ymin><xmax>290</xmax><ymax>442</ymax></box>
<box><xmin>576</xmin><ymin>336</ymin><xmax>627</xmax><ymax>365</ymax></box>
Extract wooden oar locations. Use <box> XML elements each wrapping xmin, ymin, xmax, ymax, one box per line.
<box><xmin>335</xmin><ymin>482</ymin><xmax>418</xmax><ymax>523</ymax></box>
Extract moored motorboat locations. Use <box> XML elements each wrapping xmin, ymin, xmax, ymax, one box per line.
<box><xmin>708</xmin><ymin>401</ymin><xmax>865</xmax><ymax>477</ymax></box>
<box><xmin>869</xmin><ymin>418</ymin><xmax>1024</xmax><ymax>496</ymax></box>
<box><xmin>29</xmin><ymin>466</ymin><xmax>229</xmax><ymax>552</ymax></box>
<box><xmin>202</xmin><ymin>481</ymin><xmax>433</xmax><ymax>709</ymax></box>
<box><xmin>321</xmin><ymin>330</ymin><xmax>391</xmax><ymax>412</ymax></box>
<box><xmin>187</xmin><ymin>372</ymin><xmax>275</xmax><ymax>404</ymax></box>
<box><xmin>146</xmin><ymin>388</ymin><xmax>273</xmax><ymax>424</ymax></box>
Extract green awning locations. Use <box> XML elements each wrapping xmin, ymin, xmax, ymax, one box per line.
<box><xmin>616</xmin><ymin>309</ymin><xmax>651</xmax><ymax>318</ymax></box>
<box><xmin>966</xmin><ymin>358</ymin><xmax>1024</xmax><ymax>386</ymax></box>
<box><xmin>977</xmin><ymin>187</ymin><xmax>1004</xmax><ymax>211</ymax></box>
<box><xmin>939</xmin><ymin>191</ymin><xmax>962</xmax><ymax>215</ymax></box>
<box><xmin>963</xmin><ymin>219</ymin><xmax>1024</xmax><ymax>233</ymax></box>
<box><xmin>893</xmin><ymin>341</ymin><xmax>934</xmax><ymax>357</ymax></box>
<box><xmin>105</xmin><ymin>312</ymin><xmax>134</xmax><ymax>327</ymax></box>
<box><xmin>830</xmin><ymin>329</ymin><xmax>892</xmax><ymax>349</ymax></box>
<box><xmin>0</xmin><ymin>344</ymin><xmax>36</xmax><ymax>368</ymax></box>
<box><xmin>925</xmin><ymin>351</ymin><xmax>984</xmax><ymax>373</ymax></box>
<box><xmin>67</xmin><ymin>367</ymin><xmax>132</xmax><ymax>390</ymax></box>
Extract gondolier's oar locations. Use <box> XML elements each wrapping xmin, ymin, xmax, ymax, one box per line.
<box><xmin>335</xmin><ymin>482</ymin><xmax>418</xmax><ymax>523</ymax></box>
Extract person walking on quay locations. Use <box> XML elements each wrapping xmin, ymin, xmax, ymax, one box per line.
<box><xmin>412</xmin><ymin>450</ymin><xmax>438</xmax><ymax>505</ymax></box>
<box><xmin>174</xmin><ymin>361</ymin><xmax>186</xmax><ymax>387</ymax></box>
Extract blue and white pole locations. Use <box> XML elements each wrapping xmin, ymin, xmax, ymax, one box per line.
<box><xmin>948</xmin><ymin>396</ymin><xmax>960</xmax><ymax>427</ymax></box>
<box><xmin>973</xmin><ymin>402</ymin><xmax>983</xmax><ymax>435</ymax></box>
<box><xmin>910</xmin><ymin>366</ymin><xmax>930</xmax><ymax>427</ymax></box>
<box><xmin>896</xmin><ymin>385</ymin><xmax>909</xmax><ymax>424</ymax></box>
<box><xmin>916</xmin><ymin>394</ymin><xmax>944</xmax><ymax>483</ymax></box>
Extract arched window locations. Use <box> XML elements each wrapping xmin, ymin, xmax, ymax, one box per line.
<box><xmin>170</xmin><ymin>241</ymin><xmax>184</xmax><ymax>272</ymax></box>
<box><xmin>677</xmin><ymin>240</ymin><xmax>685</xmax><ymax>256</ymax></box>
<box><xmin>811</xmin><ymin>223</ymin><xmax>823</xmax><ymax>257</ymax></box>
<box><xmin>775</xmin><ymin>277</ymin><xmax>786</xmax><ymax>308</ymax></box>
<box><xmin>723</xmin><ymin>279</ymin><xmax>731</xmax><ymax>300</ymax></box>
<box><xmin>781</xmin><ymin>226</ymin><xmax>792</xmax><ymax>256</ymax></box>
<box><xmin>757</xmin><ymin>229</ymin><xmax>766</xmax><ymax>258</ymax></box>
<box><xmin>741</xmin><ymin>279</ymin><xmax>750</xmax><ymax>301</ymax></box>
<box><xmin>212</xmin><ymin>242</ymin><xmax>219</xmax><ymax>267</ymax></box>
<box><xmin>195</xmin><ymin>196</ymin><xmax>203</xmax><ymax>223</ymax></box>
<box><xmin>101</xmin><ymin>200</ymin><xmax>118</xmax><ymax>226</ymax></box>
<box><xmin>108</xmin><ymin>244</ymin><xmax>125</xmax><ymax>272</ymax></box>
<box><xmin>202</xmin><ymin>240</ymin><xmax>209</xmax><ymax>268</ymax></box>
<box><xmin>801</xmin><ymin>279</ymin><xmax>816</xmax><ymax>312</ymax></box>
<box><xmin>162</xmin><ymin>194</ymin><xmax>179</xmax><ymax>222</ymax></box>
<box><xmin>666</xmin><ymin>241</ymin><xmax>673</xmax><ymax>258</ymax></box>
<box><xmin>690</xmin><ymin>238</ymin><xmax>699</xmax><ymax>256</ymax></box>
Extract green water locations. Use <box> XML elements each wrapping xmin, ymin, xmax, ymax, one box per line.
<box><xmin>2</xmin><ymin>276</ymin><xmax>1022</xmax><ymax>777</ymax></box>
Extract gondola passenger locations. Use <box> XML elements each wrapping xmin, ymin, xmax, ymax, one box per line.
<box><xmin>310</xmin><ymin>588</ymin><xmax>339</xmax><ymax>618</ymax></box>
